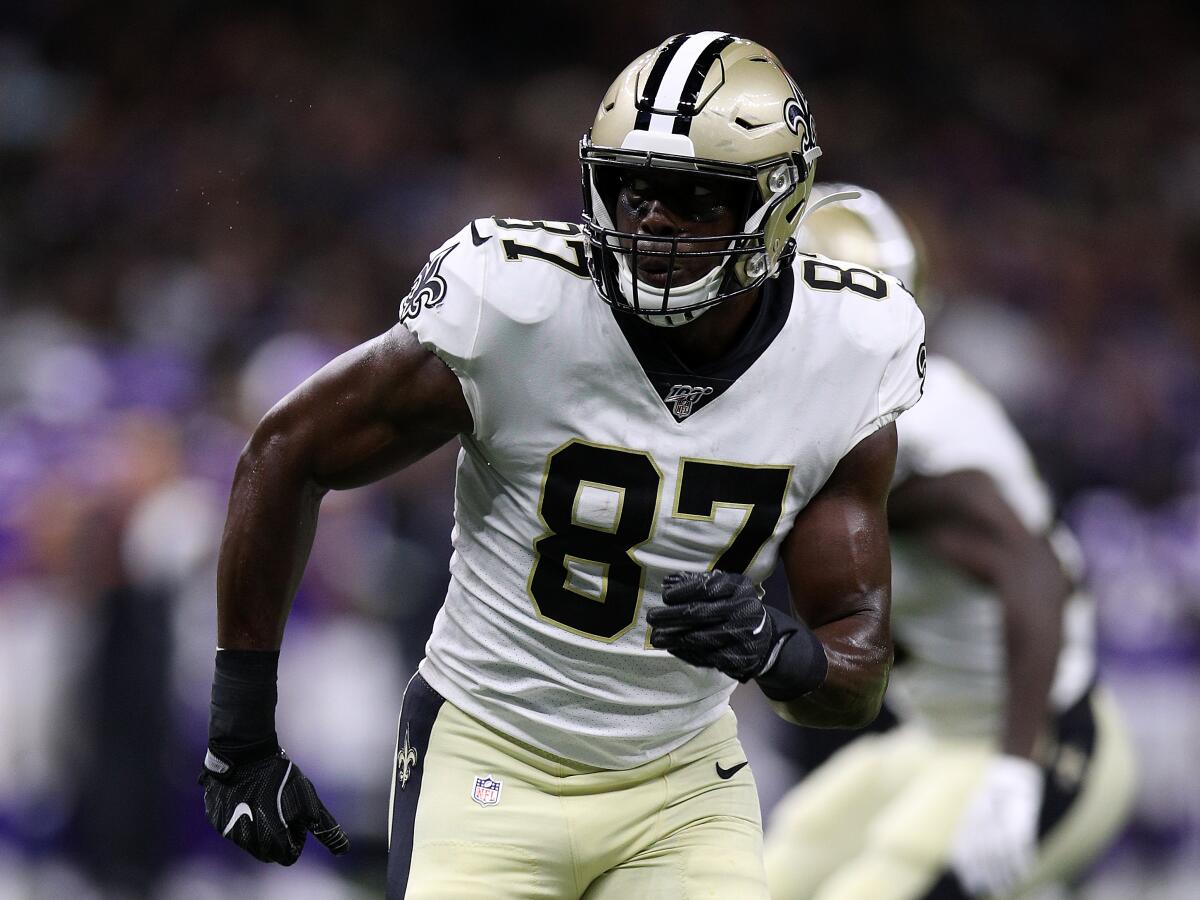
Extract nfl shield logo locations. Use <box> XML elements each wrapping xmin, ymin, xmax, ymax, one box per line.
<box><xmin>471</xmin><ymin>774</ymin><xmax>502</xmax><ymax>807</ymax></box>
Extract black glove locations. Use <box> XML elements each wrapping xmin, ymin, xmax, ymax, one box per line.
<box><xmin>199</xmin><ymin>748</ymin><xmax>349</xmax><ymax>865</ymax></box>
<box><xmin>647</xmin><ymin>570</ymin><xmax>828</xmax><ymax>698</ymax></box>
<box><xmin>200</xmin><ymin>649</ymin><xmax>349</xmax><ymax>864</ymax></box>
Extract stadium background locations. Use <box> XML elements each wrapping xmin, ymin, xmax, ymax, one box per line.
<box><xmin>0</xmin><ymin>1</ymin><xmax>1197</xmax><ymax>897</ymax></box>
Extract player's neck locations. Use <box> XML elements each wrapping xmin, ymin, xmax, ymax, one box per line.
<box><xmin>660</xmin><ymin>287</ymin><xmax>763</xmax><ymax>368</ymax></box>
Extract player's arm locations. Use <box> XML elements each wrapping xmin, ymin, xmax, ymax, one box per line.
<box><xmin>217</xmin><ymin>323</ymin><xmax>471</xmax><ymax>650</ymax></box>
<box><xmin>889</xmin><ymin>465</ymin><xmax>1070</xmax><ymax>897</ymax></box>
<box><xmin>770</xmin><ymin>422</ymin><xmax>897</xmax><ymax>728</ymax></box>
<box><xmin>201</xmin><ymin>324</ymin><xmax>471</xmax><ymax>865</ymax></box>
<box><xmin>887</xmin><ymin>469</ymin><xmax>1070</xmax><ymax>759</ymax></box>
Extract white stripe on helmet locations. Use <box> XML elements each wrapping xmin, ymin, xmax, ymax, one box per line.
<box><xmin>645</xmin><ymin>31</ymin><xmax>730</xmax><ymax>133</ymax></box>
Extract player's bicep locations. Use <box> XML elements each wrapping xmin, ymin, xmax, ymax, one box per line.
<box><xmin>783</xmin><ymin>423</ymin><xmax>896</xmax><ymax>628</ymax></box>
<box><xmin>254</xmin><ymin>324</ymin><xmax>472</xmax><ymax>492</ymax></box>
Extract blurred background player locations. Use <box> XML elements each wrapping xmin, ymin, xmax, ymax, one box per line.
<box><xmin>762</xmin><ymin>185</ymin><xmax>1137</xmax><ymax>900</ymax></box>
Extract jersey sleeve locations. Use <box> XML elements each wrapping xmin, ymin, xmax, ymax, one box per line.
<box><xmin>893</xmin><ymin>355</ymin><xmax>1053</xmax><ymax>532</ymax></box>
<box><xmin>398</xmin><ymin>222</ymin><xmax>490</xmax><ymax>427</ymax></box>
<box><xmin>845</xmin><ymin>286</ymin><xmax>927</xmax><ymax>451</ymax></box>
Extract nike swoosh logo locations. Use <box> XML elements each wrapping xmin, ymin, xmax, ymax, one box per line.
<box><xmin>752</xmin><ymin>611</ymin><xmax>767</xmax><ymax>635</ymax></box>
<box><xmin>715</xmin><ymin>760</ymin><xmax>749</xmax><ymax>780</ymax></box>
<box><xmin>470</xmin><ymin>220</ymin><xmax>492</xmax><ymax>246</ymax></box>
<box><xmin>223</xmin><ymin>802</ymin><xmax>254</xmax><ymax>836</ymax></box>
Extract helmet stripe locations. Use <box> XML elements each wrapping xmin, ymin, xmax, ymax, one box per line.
<box><xmin>634</xmin><ymin>34</ymin><xmax>688</xmax><ymax>131</ymax></box>
<box><xmin>636</xmin><ymin>31</ymin><xmax>733</xmax><ymax>135</ymax></box>
<box><xmin>671</xmin><ymin>34</ymin><xmax>735</xmax><ymax>136</ymax></box>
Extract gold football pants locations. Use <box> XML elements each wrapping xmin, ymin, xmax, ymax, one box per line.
<box><xmin>387</xmin><ymin>673</ymin><xmax>769</xmax><ymax>899</ymax></box>
<box><xmin>764</xmin><ymin>687</ymin><xmax>1136</xmax><ymax>900</ymax></box>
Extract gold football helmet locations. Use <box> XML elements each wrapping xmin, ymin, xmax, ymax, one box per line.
<box><xmin>799</xmin><ymin>183</ymin><xmax>926</xmax><ymax>303</ymax></box>
<box><xmin>580</xmin><ymin>33</ymin><xmax>821</xmax><ymax>325</ymax></box>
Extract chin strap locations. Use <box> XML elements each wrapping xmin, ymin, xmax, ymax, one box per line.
<box><xmin>615</xmin><ymin>258</ymin><xmax>724</xmax><ymax>327</ymax></box>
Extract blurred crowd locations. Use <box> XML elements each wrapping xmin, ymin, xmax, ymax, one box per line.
<box><xmin>0</xmin><ymin>1</ymin><xmax>1197</xmax><ymax>897</ymax></box>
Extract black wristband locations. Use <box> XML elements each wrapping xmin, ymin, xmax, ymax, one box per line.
<box><xmin>208</xmin><ymin>649</ymin><xmax>281</xmax><ymax>765</ymax></box>
<box><xmin>755</xmin><ymin>607</ymin><xmax>828</xmax><ymax>701</ymax></box>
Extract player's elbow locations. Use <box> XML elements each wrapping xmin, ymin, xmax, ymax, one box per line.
<box><xmin>769</xmin><ymin>690</ymin><xmax>883</xmax><ymax>730</ymax></box>
<box><xmin>837</xmin><ymin>687</ymin><xmax>887</xmax><ymax>729</ymax></box>
<box><xmin>769</xmin><ymin>661</ymin><xmax>889</xmax><ymax>729</ymax></box>
<box><xmin>235</xmin><ymin>405</ymin><xmax>320</xmax><ymax>493</ymax></box>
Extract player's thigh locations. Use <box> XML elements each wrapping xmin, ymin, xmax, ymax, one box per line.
<box><xmin>582</xmin><ymin>813</ymin><xmax>767</xmax><ymax>900</ymax></box>
<box><xmin>766</xmin><ymin>727</ymin><xmax>929</xmax><ymax>840</ymax></box>
<box><xmin>387</xmin><ymin>674</ymin><xmax>573</xmax><ymax>900</ymax></box>
<box><xmin>764</xmin><ymin>728</ymin><xmax>933</xmax><ymax>899</ymax></box>
<box><xmin>584</xmin><ymin>716</ymin><xmax>767</xmax><ymax>900</ymax></box>
<box><xmin>811</xmin><ymin>740</ymin><xmax>991</xmax><ymax>900</ymax></box>
<box><xmin>814</xmin><ymin>690</ymin><xmax>1137</xmax><ymax>900</ymax></box>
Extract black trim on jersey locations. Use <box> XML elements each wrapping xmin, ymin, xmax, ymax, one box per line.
<box><xmin>634</xmin><ymin>34</ymin><xmax>687</xmax><ymax>130</ymax></box>
<box><xmin>672</xmin><ymin>35</ymin><xmax>735</xmax><ymax>136</ymax></box>
<box><xmin>469</xmin><ymin>220</ymin><xmax>491</xmax><ymax>246</ymax></box>
<box><xmin>611</xmin><ymin>264</ymin><xmax>794</xmax><ymax>423</ymax></box>
<box><xmin>1036</xmin><ymin>684</ymin><xmax>1098</xmax><ymax>838</ymax></box>
<box><xmin>386</xmin><ymin>673</ymin><xmax>446</xmax><ymax>899</ymax></box>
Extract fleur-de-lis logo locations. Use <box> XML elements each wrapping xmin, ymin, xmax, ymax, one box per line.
<box><xmin>399</xmin><ymin>242</ymin><xmax>457</xmax><ymax>323</ymax></box>
<box><xmin>782</xmin><ymin>75</ymin><xmax>818</xmax><ymax>155</ymax></box>
<box><xmin>397</xmin><ymin>723</ymin><xmax>419</xmax><ymax>789</ymax></box>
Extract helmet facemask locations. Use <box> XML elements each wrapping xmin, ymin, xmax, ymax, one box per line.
<box><xmin>580</xmin><ymin>34</ymin><xmax>822</xmax><ymax>325</ymax></box>
<box><xmin>581</xmin><ymin>141</ymin><xmax>812</xmax><ymax>325</ymax></box>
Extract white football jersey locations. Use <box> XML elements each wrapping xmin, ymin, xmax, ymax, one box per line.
<box><xmin>887</xmin><ymin>354</ymin><xmax>1095</xmax><ymax>738</ymax></box>
<box><xmin>401</xmin><ymin>219</ymin><xmax>925</xmax><ymax>768</ymax></box>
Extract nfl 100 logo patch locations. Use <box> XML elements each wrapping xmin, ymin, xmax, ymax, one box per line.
<box><xmin>471</xmin><ymin>774</ymin><xmax>502</xmax><ymax>807</ymax></box>
<box><xmin>663</xmin><ymin>383</ymin><xmax>714</xmax><ymax>420</ymax></box>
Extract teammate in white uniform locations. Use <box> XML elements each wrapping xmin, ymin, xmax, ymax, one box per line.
<box><xmin>764</xmin><ymin>186</ymin><xmax>1137</xmax><ymax>900</ymax></box>
<box><xmin>197</xmin><ymin>38</ymin><xmax>925</xmax><ymax>899</ymax></box>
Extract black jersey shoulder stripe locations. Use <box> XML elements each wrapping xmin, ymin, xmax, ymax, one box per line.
<box><xmin>634</xmin><ymin>34</ymin><xmax>689</xmax><ymax>131</ymax></box>
<box><xmin>671</xmin><ymin>34</ymin><xmax>735</xmax><ymax>136</ymax></box>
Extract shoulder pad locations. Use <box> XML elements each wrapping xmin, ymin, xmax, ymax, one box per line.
<box><xmin>399</xmin><ymin>223</ymin><xmax>489</xmax><ymax>363</ymax></box>
<box><xmin>474</xmin><ymin>217</ymin><xmax>592</xmax><ymax>324</ymax></box>
<box><xmin>794</xmin><ymin>252</ymin><xmax>921</xmax><ymax>354</ymax></box>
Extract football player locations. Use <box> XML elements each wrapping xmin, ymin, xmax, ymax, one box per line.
<box><xmin>198</xmin><ymin>36</ymin><xmax>925</xmax><ymax>899</ymax></box>
<box><xmin>763</xmin><ymin>186</ymin><xmax>1137</xmax><ymax>900</ymax></box>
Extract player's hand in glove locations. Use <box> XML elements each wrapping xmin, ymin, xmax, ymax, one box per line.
<box><xmin>199</xmin><ymin>748</ymin><xmax>349</xmax><ymax>865</ymax></box>
<box><xmin>950</xmin><ymin>754</ymin><xmax>1044</xmax><ymax>897</ymax></box>
<box><xmin>200</xmin><ymin>649</ymin><xmax>349</xmax><ymax>865</ymax></box>
<box><xmin>647</xmin><ymin>570</ymin><xmax>828</xmax><ymax>699</ymax></box>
